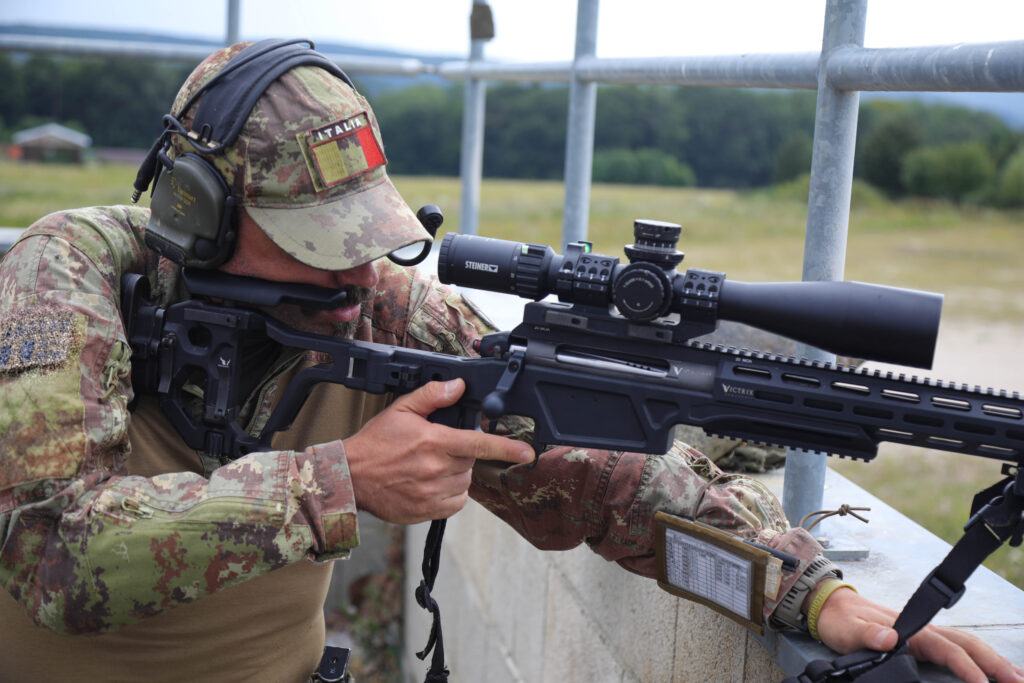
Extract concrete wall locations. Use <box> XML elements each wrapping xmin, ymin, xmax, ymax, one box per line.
<box><xmin>401</xmin><ymin>466</ymin><xmax>1024</xmax><ymax>683</ymax></box>
<box><xmin>401</xmin><ymin>499</ymin><xmax>783</xmax><ymax>683</ymax></box>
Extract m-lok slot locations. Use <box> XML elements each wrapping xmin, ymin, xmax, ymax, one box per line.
<box><xmin>723</xmin><ymin>357</ymin><xmax>1024</xmax><ymax>460</ymax></box>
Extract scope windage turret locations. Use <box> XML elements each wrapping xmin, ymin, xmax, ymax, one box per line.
<box><xmin>437</xmin><ymin>220</ymin><xmax>943</xmax><ymax>369</ymax></box>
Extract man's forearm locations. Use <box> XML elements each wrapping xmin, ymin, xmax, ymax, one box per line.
<box><xmin>0</xmin><ymin>441</ymin><xmax>358</xmax><ymax>635</ymax></box>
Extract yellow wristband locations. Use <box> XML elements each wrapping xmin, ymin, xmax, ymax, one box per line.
<box><xmin>807</xmin><ymin>579</ymin><xmax>856</xmax><ymax>641</ymax></box>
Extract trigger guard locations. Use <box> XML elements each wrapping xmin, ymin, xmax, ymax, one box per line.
<box><xmin>429</xmin><ymin>403</ymin><xmax>482</xmax><ymax>431</ymax></box>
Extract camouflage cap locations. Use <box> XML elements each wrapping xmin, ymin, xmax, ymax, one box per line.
<box><xmin>170</xmin><ymin>42</ymin><xmax>430</xmax><ymax>271</ymax></box>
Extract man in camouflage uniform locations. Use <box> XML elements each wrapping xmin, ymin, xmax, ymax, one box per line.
<box><xmin>0</xmin><ymin>42</ymin><xmax>1019</xmax><ymax>683</ymax></box>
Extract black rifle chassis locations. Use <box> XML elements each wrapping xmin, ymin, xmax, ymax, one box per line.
<box><xmin>121</xmin><ymin>274</ymin><xmax>1024</xmax><ymax>466</ymax></box>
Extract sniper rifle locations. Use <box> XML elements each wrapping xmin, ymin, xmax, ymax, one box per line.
<box><xmin>121</xmin><ymin>218</ymin><xmax>1023</xmax><ymax>683</ymax></box>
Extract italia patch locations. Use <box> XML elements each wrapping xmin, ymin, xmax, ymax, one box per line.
<box><xmin>0</xmin><ymin>309</ymin><xmax>75</xmax><ymax>373</ymax></box>
<box><xmin>299</xmin><ymin>112</ymin><xmax>387</xmax><ymax>190</ymax></box>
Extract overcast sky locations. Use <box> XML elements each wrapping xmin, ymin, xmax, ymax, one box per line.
<box><xmin>1</xmin><ymin>1</ymin><xmax>1022</xmax><ymax>61</ymax></box>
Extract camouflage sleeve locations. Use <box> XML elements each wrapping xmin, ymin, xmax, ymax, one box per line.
<box><xmin>469</xmin><ymin>444</ymin><xmax>824</xmax><ymax>622</ymax></box>
<box><xmin>0</xmin><ymin>208</ymin><xmax>358</xmax><ymax>635</ymax></box>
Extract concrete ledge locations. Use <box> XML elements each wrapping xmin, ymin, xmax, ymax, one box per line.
<box><xmin>402</xmin><ymin>466</ymin><xmax>1024</xmax><ymax>682</ymax></box>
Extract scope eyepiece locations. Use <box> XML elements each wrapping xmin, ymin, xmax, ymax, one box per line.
<box><xmin>437</xmin><ymin>233</ymin><xmax>557</xmax><ymax>301</ymax></box>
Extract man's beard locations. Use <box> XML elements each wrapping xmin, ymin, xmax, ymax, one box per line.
<box><xmin>261</xmin><ymin>286</ymin><xmax>375</xmax><ymax>339</ymax></box>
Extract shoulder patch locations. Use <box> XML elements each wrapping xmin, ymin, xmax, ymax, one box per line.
<box><xmin>0</xmin><ymin>309</ymin><xmax>75</xmax><ymax>373</ymax></box>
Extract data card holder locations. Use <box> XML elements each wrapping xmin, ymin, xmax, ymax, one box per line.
<box><xmin>654</xmin><ymin>512</ymin><xmax>782</xmax><ymax>635</ymax></box>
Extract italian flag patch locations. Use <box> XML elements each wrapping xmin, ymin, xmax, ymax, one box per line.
<box><xmin>300</xmin><ymin>112</ymin><xmax>387</xmax><ymax>189</ymax></box>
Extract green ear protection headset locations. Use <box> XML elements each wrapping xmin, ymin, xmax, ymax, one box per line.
<box><xmin>130</xmin><ymin>39</ymin><xmax>357</xmax><ymax>269</ymax></box>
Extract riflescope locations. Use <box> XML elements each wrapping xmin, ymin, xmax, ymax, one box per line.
<box><xmin>437</xmin><ymin>219</ymin><xmax>943</xmax><ymax>369</ymax></box>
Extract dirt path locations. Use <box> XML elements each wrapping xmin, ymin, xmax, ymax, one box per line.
<box><xmin>930</xmin><ymin>320</ymin><xmax>1024</xmax><ymax>391</ymax></box>
<box><xmin>860</xmin><ymin>319</ymin><xmax>1024</xmax><ymax>393</ymax></box>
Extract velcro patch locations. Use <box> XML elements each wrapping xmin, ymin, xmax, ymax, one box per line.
<box><xmin>0</xmin><ymin>309</ymin><xmax>75</xmax><ymax>373</ymax></box>
<box><xmin>299</xmin><ymin>112</ymin><xmax>387</xmax><ymax>190</ymax></box>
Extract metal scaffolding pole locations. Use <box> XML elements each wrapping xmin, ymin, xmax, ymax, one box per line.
<box><xmin>458</xmin><ymin>2</ymin><xmax>494</xmax><ymax>236</ymax></box>
<box><xmin>561</xmin><ymin>0</ymin><xmax>600</xmax><ymax>249</ymax></box>
<box><xmin>225</xmin><ymin>0</ymin><xmax>240</xmax><ymax>45</ymax></box>
<box><xmin>782</xmin><ymin>0</ymin><xmax>868</xmax><ymax>532</ymax></box>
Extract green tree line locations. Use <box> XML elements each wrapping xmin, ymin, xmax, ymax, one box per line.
<box><xmin>0</xmin><ymin>53</ymin><xmax>193</xmax><ymax>150</ymax></box>
<box><xmin>3</xmin><ymin>52</ymin><xmax>1023</xmax><ymax>206</ymax></box>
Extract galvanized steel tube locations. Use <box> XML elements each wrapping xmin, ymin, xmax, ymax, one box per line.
<box><xmin>0</xmin><ymin>35</ymin><xmax>430</xmax><ymax>76</ymax></box>
<box><xmin>0</xmin><ymin>35</ymin><xmax>217</xmax><ymax>61</ymax></box>
<box><xmin>827</xmin><ymin>40</ymin><xmax>1024</xmax><ymax>92</ymax></box>
<box><xmin>782</xmin><ymin>0</ymin><xmax>867</xmax><ymax>530</ymax></box>
<box><xmin>225</xmin><ymin>0</ymin><xmax>240</xmax><ymax>45</ymax></box>
<box><xmin>437</xmin><ymin>60</ymin><xmax>574</xmax><ymax>82</ymax></box>
<box><xmin>561</xmin><ymin>0</ymin><xmax>600</xmax><ymax>248</ymax></box>
<box><xmin>459</xmin><ymin>37</ymin><xmax>488</xmax><ymax>236</ymax></box>
<box><xmin>4</xmin><ymin>33</ymin><xmax>1021</xmax><ymax>92</ymax></box>
<box><xmin>574</xmin><ymin>53</ymin><xmax>820</xmax><ymax>89</ymax></box>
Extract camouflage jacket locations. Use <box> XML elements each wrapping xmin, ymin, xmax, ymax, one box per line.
<box><xmin>0</xmin><ymin>205</ymin><xmax>825</xmax><ymax>637</ymax></box>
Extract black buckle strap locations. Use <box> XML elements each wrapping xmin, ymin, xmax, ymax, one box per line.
<box><xmin>782</xmin><ymin>646</ymin><xmax>917</xmax><ymax>683</ymax></box>
<box><xmin>891</xmin><ymin>500</ymin><xmax>1010</xmax><ymax>641</ymax></box>
<box><xmin>922</xmin><ymin>568</ymin><xmax>966</xmax><ymax>609</ymax></box>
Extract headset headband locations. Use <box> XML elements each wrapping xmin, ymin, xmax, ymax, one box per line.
<box><xmin>131</xmin><ymin>39</ymin><xmax>355</xmax><ymax>201</ymax></box>
<box><xmin>183</xmin><ymin>39</ymin><xmax>356</xmax><ymax>150</ymax></box>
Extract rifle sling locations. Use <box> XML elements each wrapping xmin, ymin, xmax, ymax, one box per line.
<box><xmin>414</xmin><ymin>519</ymin><xmax>450</xmax><ymax>682</ymax></box>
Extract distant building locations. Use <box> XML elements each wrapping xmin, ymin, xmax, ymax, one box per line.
<box><xmin>11</xmin><ymin>123</ymin><xmax>92</xmax><ymax>163</ymax></box>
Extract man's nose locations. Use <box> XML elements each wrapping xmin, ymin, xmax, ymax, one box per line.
<box><xmin>332</xmin><ymin>262</ymin><xmax>379</xmax><ymax>290</ymax></box>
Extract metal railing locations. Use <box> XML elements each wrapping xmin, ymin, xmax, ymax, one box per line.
<box><xmin>2</xmin><ymin>0</ymin><xmax>1023</xmax><ymax>528</ymax></box>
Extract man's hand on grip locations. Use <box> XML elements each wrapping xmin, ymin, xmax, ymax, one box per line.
<box><xmin>344</xmin><ymin>378</ymin><xmax>534</xmax><ymax>524</ymax></box>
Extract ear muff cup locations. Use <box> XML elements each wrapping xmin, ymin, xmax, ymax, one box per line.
<box><xmin>136</xmin><ymin>40</ymin><xmax>356</xmax><ymax>269</ymax></box>
<box><xmin>146</xmin><ymin>153</ymin><xmax>237</xmax><ymax>269</ymax></box>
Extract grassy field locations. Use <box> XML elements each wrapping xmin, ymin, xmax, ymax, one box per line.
<box><xmin>3</xmin><ymin>159</ymin><xmax>1023</xmax><ymax>587</ymax></box>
